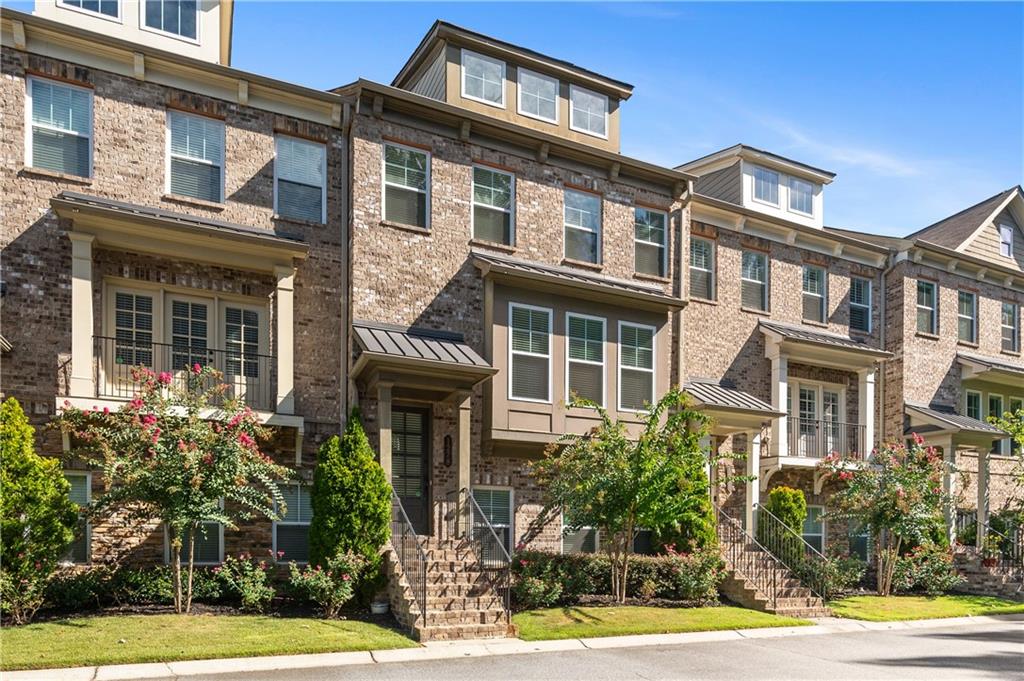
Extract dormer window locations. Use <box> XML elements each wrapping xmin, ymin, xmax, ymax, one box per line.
<box><xmin>61</xmin><ymin>0</ymin><xmax>119</xmax><ymax>20</ymax></box>
<box><xmin>461</xmin><ymin>50</ymin><xmax>505</xmax><ymax>107</ymax></box>
<box><xmin>789</xmin><ymin>177</ymin><xmax>814</xmax><ymax>216</ymax></box>
<box><xmin>1000</xmin><ymin>223</ymin><xmax>1014</xmax><ymax>257</ymax></box>
<box><xmin>752</xmin><ymin>166</ymin><xmax>779</xmax><ymax>206</ymax></box>
<box><xmin>144</xmin><ymin>0</ymin><xmax>198</xmax><ymax>41</ymax></box>
<box><xmin>517</xmin><ymin>68</ymin><xmax>558</xmax><ymax>123</ymax></box>
<box><xmin>569</xmin><ymin>85</ymin><xmax>608</xmax><ymax>138</ymax></box>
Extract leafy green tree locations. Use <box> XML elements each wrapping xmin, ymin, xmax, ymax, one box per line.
<box><xmin>989</xmin><ymin>407</ymin><xmax>1024</xmax><ymax>505</ymax></box>
<box><xmin>651</xmin><ymin>442</ymin><xmax>717</xmax><ymax>552</ymax></box>
<box><xmin>533</xmin><ymin>388</ymin><xmax>711</xmax><ymax>603</ymax></box>
<box><xmin>0</xmin><ymin>398</ymin><xmax>79</xmax><ymax>623</ymax></box>
<box><xmin>56</xmin><ymin>366</ymin><xmax>290</xmax><ymax>613</ymax></box>
<box><xmin>308</xmin><ymin>408</ymin><xmax>390</xmax><ymax>570</ymax></box>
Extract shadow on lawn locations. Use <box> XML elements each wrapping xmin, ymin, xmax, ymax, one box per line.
<box><xmin>559</xmin><ymin>607</ymin><xmax>606</xmax><ymax>625</ymax></box>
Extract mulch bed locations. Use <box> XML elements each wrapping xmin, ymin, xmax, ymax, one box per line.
<box><xmin>518</xmin><ymin>595</ymin><xmax>721</xmax><ymax>611</ymax></box>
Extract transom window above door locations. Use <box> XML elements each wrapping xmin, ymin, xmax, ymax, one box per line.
<box><xmin>461</xmin><ymin>50</ymin><xmax>505</xmax><ymax>107</ymax></box>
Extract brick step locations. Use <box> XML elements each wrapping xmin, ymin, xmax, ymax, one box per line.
<box><xmin>414</xmin><ymin>622</ymin><xmax>515</xmax><ymax>642</ymax></box>
<box><xmin>771</xmin><ymin>607</ymin><xmax>832</xmax><ymax>618</ymax></box>
<box><xmin>422</xmin><ymin>596</ymin><xmax>505</xmax><ymax>610</ymax></box>
<box><xmin>770</xmin><ymin>596</ymin><xmax>824</xmax><ymax>609</ymax></box>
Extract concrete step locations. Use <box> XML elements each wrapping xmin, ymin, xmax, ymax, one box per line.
<box><xmin>414</xmin><ymin>621</ymin><xmax>515</xmax><ymax>642</ymax></box>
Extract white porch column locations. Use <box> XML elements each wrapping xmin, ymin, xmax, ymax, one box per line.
<box><xmin>770</xmin><ymin>353</ymin><xmax>788</xmax><ymax>458</ymax></box>
<box><xmin>68</xmin><ymin>233</ymin><xmax>95</xmax><ymax>397</ymax></box>
<box><xmin>976</xmin><ymin>448</ymin><xmax>989</xmax><ymax>549</ymax></box>
<box><xmin>456</xmin><ymin>391</ymin><xmax>472</xmax><ymax>495</ymax></box>
<box><xmin>274</xmin><ymin>266</ymin><xmax>295</xmax><ymax>415</ymax></box>
<box><xmin>746</xmin><ymin>430</ymin><xmax>762</xmax><ymax>534</ymax></box>
<box><xmin>938</xmin><ymin>435</ymin><xmax>957</xmax><ymax>544</ymax></box>
<box><xmin>857</xmin><ymin>367</ymin><xmax>877</xmax><ymax>456</ymax></box>
<box><xmin>377</xmin><ymin>382</ymin><xmax>393</xmax><ymax>484</ymax></box>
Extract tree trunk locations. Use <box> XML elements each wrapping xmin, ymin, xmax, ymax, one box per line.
<box><xmin>185</xmin><ymin>525</ymin><xmax>196</xmax><ymax>614</ymax></box>
<box><xmin>171</xmin><ymin>527</ymin><xmax>183</xmax><ymax>614</ymax></box>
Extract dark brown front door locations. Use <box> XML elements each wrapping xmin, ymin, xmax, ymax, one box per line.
<box><xmin>392</xmin><ymin>406</ymin><xmax>430</xmax><ymax>535</ymax></box>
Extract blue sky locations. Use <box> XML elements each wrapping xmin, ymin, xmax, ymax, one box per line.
<box><xmin>11</xmin><ymin>1</ymin><xmax>1023</xmax><ymax>235</ymax></box>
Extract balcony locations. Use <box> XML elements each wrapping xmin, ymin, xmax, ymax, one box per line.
<box><xmin>787</xmin><ymin>416</ymin><xmax>867</xmax><ymax>461</ymax></box>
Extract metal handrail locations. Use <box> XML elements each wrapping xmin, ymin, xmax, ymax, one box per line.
<box><xmin>390</xmin><ymin>490</ymin><xmax>428</xmax><ymax>632</ymax></box>
<box><xmin>983</xmin><ymin>522</ymin><xmax>1023</xmax><ymax>581</ymax></box>
<box><xmin>715</xmin><ymin>505</ymin><xmax>791</xmax><ymax>610</ymax></box>
<box><xmin>755</xmin><ymin>503</ymin><xmax>829</xmax><ymax>601</ymax></box>
<box><xmin>443</xmin><ymin>488</ymin><xmax>512</xmax><ymax>623</ymax></box>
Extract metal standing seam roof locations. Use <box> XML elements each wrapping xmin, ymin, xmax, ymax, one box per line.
<box><xmin>352</xmin><ymin>321</ymin><xmax>492</xmax><ymax>370</ymax></box>
<box><xmin>759</xmin><ymin>320</ymin><xmax>891</xmax><ymax>357</ymax></box>
<box><xmin>957</xmin><ymin>352</ymin><xmax>1024</xmax><ymax>377</ymax></box>
<box><xmin>905</xmin><ymin>403</ymin><xmax>1005</xmax><ymax>435</ymax></box>
<box><xmin>684</xmin><ymin>381</ymin><xmax>783</xmax><ymax>416</ymax></box>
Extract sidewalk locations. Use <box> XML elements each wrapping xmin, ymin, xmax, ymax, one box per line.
<box><xmin>5</xmin><ymin>614</ymin><xmax>1022</xmax><ymax>681</ymax></box>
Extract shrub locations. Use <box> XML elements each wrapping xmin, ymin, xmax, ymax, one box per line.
<box><xmin>792</xmin><ymin>548</ymin><xmax>867</xmax><ymax>601</ymax></box>
<box><xmin>0</xmin><ymin>398</ymin><xmax>80</xmax><ymax>623</ymax></box>
<box><xmin>893</xmin><ymin>542</ymin><xmax>964</xmax><ymax>596</ymax></box>
<box><xmin>764</xmin><ymin>486</ymin><xmax>808</xmax><ymax>532</ymax></box>
<box><xmin>288</xmin><ymin>551</ymin><xmax>365</xmax><ymax>618</ymax></box>
<box><xmin>45</xmin><ymin>567</ymin><xmax>113</xmax><ymax>612</ymax></box>
<box><xmin>109</xmin><ymin>567</ymin><xmax>174</xmax><ymax>606</ymax></box>
<box><xmin>216</xmin><ymin>554</ymin><xmax>275</xmax><ymax>613</ymax></box>
<box><xmin>512</xmin><ymin>575</ymin><xmax>563</xmax><ymax>610</ymax></box>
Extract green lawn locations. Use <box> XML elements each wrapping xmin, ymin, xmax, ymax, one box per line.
<box><xmin>513</xmin><ymin>605</ymin><xmax>810</xmax><ymax>641</ymax></box>
<box><xmin>830</xmin><ymin>595</ymin><xmax>1024</xmax><ymax>622</ymax></box>
<box><xmin>0</xmin><ymin>614</ymin><xmax>417</xmax><ymax>671</ymax></box>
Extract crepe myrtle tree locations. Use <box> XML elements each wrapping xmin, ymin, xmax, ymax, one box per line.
<box><xmin>989</xmin><ymin>407</ymin><xmax>1024</xmax><ymax>503</ymax></box>
<box><xmin>533</xmin><ymin>388</ymin><xmax>712</xmax><ymax>603</ymax></box>
<box><xmin>56</xmin><ymin>365</ymin><xmax>291</xmax><ymax>613</ymax></box>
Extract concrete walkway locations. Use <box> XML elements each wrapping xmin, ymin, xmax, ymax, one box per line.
<box><xmin>4</xmin><ymin>614</ymin><xmax>1022</xmax><ymax>681</ymax></box>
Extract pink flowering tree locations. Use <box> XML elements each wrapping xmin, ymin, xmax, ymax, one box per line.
<box><xmin>55</xmin><ymin>365</ymin><xmax>291</xmax><ymax>613</ymax></box>
<box><xmin>818</xmin><ymin>436</ymin><xmax>952</xmax><ymax>595</ymax></box>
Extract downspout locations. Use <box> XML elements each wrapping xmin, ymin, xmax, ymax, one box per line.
<box><xmin>341</xmin><ymin>96</ymin><xmax>355</xmax><ymax>423</ymax></box>
<box><xmin>676</xmin><ymin>179</ymin><xmax>693</xmax><ymax>391</ymax></box>
<box><xmin>878</xmin><ymin>248</ymin><xmax>903</xmax><ymax>446</ymax></box>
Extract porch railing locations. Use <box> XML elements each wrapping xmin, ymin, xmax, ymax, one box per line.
<box><xmin>390</xmin><ymin>490</ymin><xmax>427</xmax><ymax>632</ymax></box>
<box><xmin>94</xmin><ymin>335</ymin><xmax>275</xmax><ymax>411</ymax></box>
<box><xmin>716</xmin><ymin>505</ymin><xmax>790</xmax><ymax>610</ymax></box>
<box><xmin>755</xmin><ymin>503</ymin><xmax>829</xmax><ymax>600</ymax></box>
<box><xmin>442</xmin><ymin>488</ymin><xmax>512</xmax><ymax>623</ymax></box>
<box><xmin>788</xmin><ymin>416</ymin><xmax>866</xmax><ymax>460</ymax></box>
<box><xmin>955</xmin><ymin>511</ymin><xmax>1023</xmax><ymax>582</ymax></box>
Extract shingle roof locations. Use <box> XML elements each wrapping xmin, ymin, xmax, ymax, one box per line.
<box><xmin>759</xmin><ymin>320</ymin><xmax>891</xmax><ymax>357</ymax></box>
<box><xmin>684</xmin><ymin>380</ymin><xmax>783</xmax><ymax>416</ymax></box>
<box><xmin>957</xmin><ymin>352</ymin><xmax>1024</xmax><ymax>377</ymax></box>
<box><xmin>905</xmin><ymin>187</ymin><xmax>1019</xmax><ymax>249</ymax></box>
<box><xmin>353</xmin><ymin>321</ymin><xmax>491</xmax><ymax>370</ymax></box>
<box><xmin>905</xmin><ymin>403</ymin><xmax>1005</xmax><ymax>435</ymax></box>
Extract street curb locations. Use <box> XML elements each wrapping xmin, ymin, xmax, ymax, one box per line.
<box><xmin>4</xmin><ymin>613</ymin><xmax>1022</xmax><ymax>680</ymax></box>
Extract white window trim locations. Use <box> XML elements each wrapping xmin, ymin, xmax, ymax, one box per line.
<box><xmin>751</xmin><ymin>165</ymin><xmax>781</xmax><ymax>208</ymax></box>
<box><xmin>917</xmin><ymin>280</ymin><xmax>937</xmax><ymax>334</ymax></box>
<box><xmin>787</xmin><ymin>176</ymin><xmax>815</xmax><ymax>217</ymax></box>
<box><xmin>789</xmin><ymin>378</ymin><xmax>847</xmax><ymax>423</ymax></box>
<box><xmin>741</xmin><ymin>250</ymin><xmax>769</xmax><ymax>311</ymax></box>
<box><xmin>273</xmin><ymin>482</ymin><xmax>312</xmax><ymax>565</ymax></box>
<box><xmin>273</xmin><ymin>135</ymin><xmax>327</xmax><ymax>224</ymax></box>
<box><xmin>460</xmin><ymin>49</ymin><xmax>506</xmax><ymax>109</ymax></box>
<box><xmin>508</xmin><ymin>302</ymin><xmax>553</xmax><ymax>404</ymax></box>
<box><xmin>60</xmin><ymin>471</ymin><xmax>92</xmax><ymax>566</ymax></box>
<box><xmin>689</xmin><ymin>236</ymin><xmax>716</xmax><ymax>300</ymax></box>
<box><xmin>165</xmin><ymin>110</ymin><xmax>225</xmax><ymax>203</ymax></box>
<box><xmin>803</xmin><ymin>505</ymin><xmax>826</xmax><ymax>550</ymax></box>
<box><xmin>565</xmin><ymin>312</ymin><xmax>606</xmax><ymax>408</ymax></box>
<box><xmin>850</xmin><ymin>277</ymin><xmax>872</xmax><ymax>334</ymax></box>
<box><xmin>470</xmin><ymin>165</ymin><xmax>515</xmax><ymax>245</ymax></box>
<box><xmin>140</xmin><ymin>0</ymin><xmax>201</xmax><ymax>45</ymax></box>
<box><xmin>516</xmin><ymin>67</ymin><xmax>559</xmax><ymax>124</ymax></box>
<box><xmin>563</xmin><ymin>189</ymin><xmax>602</xmax><ymax>264</ymax></box>
<box><xmin>58</xmin><ymin>0</ymin><xmax>122</xmax><ymax>23</ymax></box>
<box><xmin>471</xmin><ymin>485</ymin><xmax>514</xmax><ymax>553</ymax></box>
<box><xmin>381</xmin><ymin>141</ymin><xmax>431</xmax><ymax>229</ymax></box>
<box><xmin>163</xmin><ymin>514</ymin><xmax>224</xmax><ymax>567</ymax></box>
<box><xmin>957</xmin><ymin>290</ymin><xmax>978</xmax><ymax>344</ymax></box>
<box><xmin>25</xmin><ymin>76</ymin><xmax>94</xmax><ymax>178</ymax></box>
<box><xmin>999</xmin><ymin>223</ymin><xmax>1014</xmax><ymax>258</ymax></box>
<box><xmin>568</xmin><ymin>84</ymin><xmax>609</xmax><ymax>140</ymax></box>
<box><xmin>617</xmin><ymin>320</ymin><xmax>657</xmax><ymax>413</ymax></box>
<box><xmin>802</xmin><ymin>265</ymin><xmax>828</xmax><ymax>323</ymax></box>
<box><xmin>635</xmin><ymin>207</ymin><xmax>668</xmax><ymax>277</ymax></box>
<box><xmin>965</xmin><ymin>389</ymin><xmax>983</xmax><ymax>420</ymax></box>
<box><xmin>1002</xmin><ymin>301</ymin><xmax>1020</xmax><ymax>353</ymax></box>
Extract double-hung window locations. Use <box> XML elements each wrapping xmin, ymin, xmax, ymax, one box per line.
<box><xmin>789</xmin><ymin>177</ymin><xmax>814</xmax><ymax>215</ymax></box>
<box><xmin>167</xmin><ymin>516</ymin><xmax>223</xmax><ymax>566</ymax></box>
<box><xmin>27</xmin><ymin>77</ymin><xmax>92</xmax><ymax>178</ymax></box>
<box><xmin>802</xmin><ymin>265</ymin><xmax>827</xmax><ymax>323</ymax></box>
<box><xmin>517</xmin><ymin>68</ymin><xmax>558</xmax><ymax>123</ymax></box>
<box><xmin>275</xmin><ymin>136</ymin><xmax>326</xmax><ymax>223</ymax></box>
<box><xmin>1000</xmin><ymin>224</ymin><xmax>1014</xmax><ymax>258</ymax></box>
<box><xmin>741</xmin><ymin>251</ymin><xmax>768</xmax><ymax>311</ymax></box>
<box><xmin>619</xmin><ymin>322</ymin><xmax>655</xmax><ymax>411</ymax></box>
<box><xmin>167</xmin><ymin>110</ymin><xmax>223</xmax><ymax>203</ymax></box>
<box><xmin>1002</xmin><ymin>302</ymin><xmax>1020</xmax><ymax>353</ymax></box>
<box><xmin>564</xmin><ymin>190</ymin><xmax>601</xmax><ymax>264</ymax></box>
<box><xmin>850</xmin><ymin>277</ymin><xmax>872</xmax><ymax>333</ymax></box>
<box><xmin>689</xmin><ymin>237</ymin><xmax>715</xmax><ymax>301</ymax></box>
<box><xmin>472</xmin><ymin>487</ymin><xmax>513</xmax><ymax>554</ymax></box>
<box><xmin>61</xmin><ymin>0</ymin><xmax>119</xmax><ymax>19</ymax></box>
<box><xmin>989</xmin><ymin>395</ymin><xmax>1008</xmax><ymax>455</ymax></box>
<box><xmin>509</xmin><ymin>304</ymin><xmax>551</xmax><ymax>402</ymax></box>
<box><xmin>917</xmin><ymin>281</ymin><xmax>937</xmax><ymax>334</ymax></box>
<box><xmin>62</xmin><ymin>472</ymin><xmax>91</xmax><ymax>564</ymax></box>
<box><xmin>144</xmin><ymin>0</ymin><xmax>198</xmax><ymax>40</ymax></box>
<box><xmin>634</xmin><ymin>207</ymin><xmax>667</xmax><ymax>277</ymax></box>
<box><xmin>965</xmin><ymin>390</ymin><xmax>982</xmax><ymax>420</ymax></box>
<box><xmin>802</xmin><ymin>506</ymin><xmax>825</xmax><ymax>553</ymax></box>
<box><xmin>275</xmin><ymin>483</ymin><xmax>312</xmax><ymax>563</ymax></box>
<box><xmin>752</xmin><ymin>166</ymin><xmax>779</xmax><ymax>205</ymax></box>
<box><xmin>957</xmin><ymin>291</ymin><xmax>977</xmax><ymax>344</ymax></box>
<box><xmin>461</xmin><ymin>50</ymin><xmax>505</xmax><ymax>107</ymax></box>
<box><xmin>472</xmin><ymin>166</ymin><xmax>514</xmax><ymax>245</ymax></box>
<box><xmin>569</xmin><ymin>85</ymin><xmax>608</xmax><ymax>138</ymax></box>
<box><xmin>383</xmin><ymin>143</ymin><xmax>429</xmax><ymax>228</ymax></box>
<box><xmin>566</xmin><ymin>313</ymin><xmax>605</xmax><ymax>406</ymax></box>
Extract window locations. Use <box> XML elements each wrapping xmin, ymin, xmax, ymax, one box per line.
<box><xmin>26</xmin><ymin>77</ymin><xmax>92</xmax><ymax>177</ymax></box>
<box><xmin>167</xmin><ymin>521</ymin><xmax>222</xmax><ymax>565</ymax></box>
<box><xmin>569</xmin><ymin>85</ymin><xmax>608</xmax><ymax>138</ymax></box>
<box><xmin>169</xmin><ymin>298</ymin><xmax>208</xmax><ymax>371</ymax></box>
<box><xmin>848</xmin><ymin>522</ymin><xmax>871</xmax><ymax>562</ymax></box>
<box><xmin>957</xmin><ymin>291</ymin><xmax>977</xmax><ymax>344</ymax></box>
<box><xmin>989</xmin><ymin>394</ymin><xmax>1007</xmax><ymax>455</ymax></box>
<box><xmin>752</xmin><ymin>166</ymin><xmax>779</xmax><ymax>205</ymax></box>
<box><xmin>789</xmin><ymin>177</ymin><xmax>814</xmax><ymax>215</ymax></box>
<box><xmin>619</xmin><ymin>322</ymin><xmax>655</xmax><ymax>411</ymax></box>
<box><xmin>741</xmin><ymin>251</ymin><xmax>768</xmax><ymax>311</ymax></box>
<box><xmin>802</xmin><ymin>506</ymin><xmax>825</xmax><ymax>553</ymax></box>
<box><xmin>634</xmin><ymin>208</ymin><xmax>667</xmax><ymax>277</ymax></box>
<box><xmin>916</xmin><ymin>281</ymin><xmax>937</xmax><ymax>334</ymax></box>
<box><xmin>850</xmin><ymin>277</ymin><xmax>872</xmax><ymax>333</ymax></box>
<box><xmin>1011</xmin><ymin>398</ymin><xmax>1023</xmax><ymax>455</ymax></box>
<box><xmin>225</xmin><ymin>307</ymin><xmax>261</xmax><ymax>379</ymax></box>
<box><xmin>275</xmin><ymin>483</ymin><xmax>312</xmax><ymax>563</ymax></box>
<box><xmin>509</xmin><ymin>304</ymin><xmax>551</xmax><ymax>402</ymax></box>
<box><xmin>114</xmin><ymin>291</ymin><xmax>154</xmax><ymax>366</ymax></box>
<box><xmin>461</xmin><ymin>50</ymin><xmax>505</xmax><ymax>107</ymax></box>
<box><xmin>566</xmin><ymin>313</ymin><xmax>605</xmax><ymax>406</ymax></box>
<box><xmin>802</xmin><ymin>265</ymin><xmax>827</xmax><ymax>323</ymax></box>
<box><xmin>563</xmin><ymin>526</ymin><xmax>599</xmax><ymax>554</ymax></box>
<box><xmin>689</xmin><ymin>237</ymin><xmax>715</xmax><ymax>301</ymax></box>
<box><xmin>275</xmin><ymin>136</ymin><xmax>326</xmax><ymax>223</ymax></box>
<box><xmin>1000</xmin><ymin>224</ymin><xmax>1014</xmax><ymax>258</ymax></box>
<box><xmin>965</xmin><ymin>390</ymin><xmax>982</xmax><ymax>420</ymax></box>
<box><xmin>1003</xmin><ymin>302</ymin><xmax>1020</xmax><ymax>353</ymax></box>
<box><xmin>517</xmin><ymin>68</ymin><xmax>558</xmax><ymax>123</ymax></box>
<box><xmin>472</xmin><ymin>487</ymin><xmax>513</xmax><ymax>554</ymax></box>
<box><xmin>62</xmin><ymin>472</ymin><xmax>90</xmax><ymax>564</ymax></box>
<box><xmin>789</xmin><ymin>380</ymin><xmax>845</xmax><ymax>458</ymax></box>
<box><xmin>383</xmin><ymin>143</ymin><xmax>429</xmax><ymax>228</ymax></box>
<box><xmin>564</xmin><ymin>190</ymin><xmax>601</xmax><ymax>264</ymax></box>
<box><xmin>144</xmin><ymin>0</ymin><xmax>197</xmax><ymax>40</ymax></box>
<box><xmin>61</xmin><ymin>0</ymin><xmax>119</xmax><ymax>19</ymax></box>
<box><xmin>472</xmin><ymin>166</ymin><xmax>514</xmax><ymax>245</ymax></box>
<box><xmin>167</xmin><ymin>110</ymin><xmax>223</xmax><ymax>203</ymax></box>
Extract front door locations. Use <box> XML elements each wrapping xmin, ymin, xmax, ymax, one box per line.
<box><xmin>392</xmin><ymin>406</ymin><xmax>430</xmax><ymax>535</ymax></box>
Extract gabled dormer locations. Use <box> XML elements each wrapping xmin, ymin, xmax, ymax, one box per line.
<box><xmin>677</xmin><ymin>144</ymin><xmax>835</xmax><ymax>229</ymax></box>
<box><xmin>391</xmin><ymin>20</ymin><xmax>633</xmax><ymax>153</ymax></box>
<box><xmin>33</xmin><ymin>0</ymin><xmax>234</xmax><ymax>65</ymax></box>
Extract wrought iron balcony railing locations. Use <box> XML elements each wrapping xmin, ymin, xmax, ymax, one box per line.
<box><xmin>788</xmin><ymin>416</ymin><xmax>867</xmax><ymax>460</ymax></box>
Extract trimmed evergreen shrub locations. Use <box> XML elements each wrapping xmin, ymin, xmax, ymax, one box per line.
<box><xmin>764</xmin><ymin>486</ymin><xmax>808</xmax><ymax>532</ymax></box>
